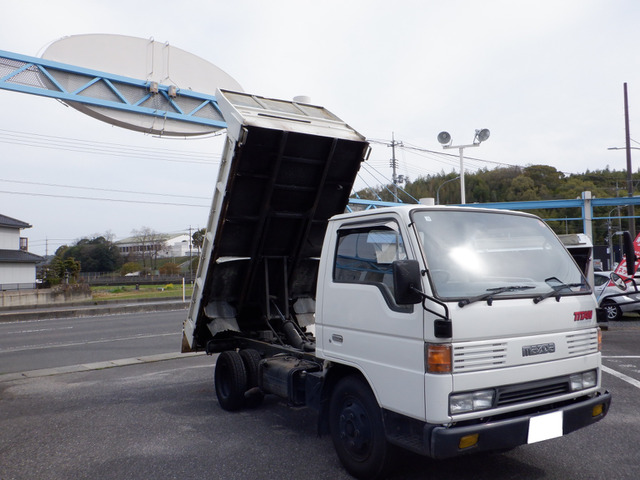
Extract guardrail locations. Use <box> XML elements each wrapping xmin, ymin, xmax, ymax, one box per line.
<box><xmin>0</xmin><ymin>282</ymin><xmax>37</xmax><ymax>291</ymax></box>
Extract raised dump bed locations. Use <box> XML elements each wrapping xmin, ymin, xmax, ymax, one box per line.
<box><xmin>182</xmin><ymin>90</ymin><xmax>369</xmax><ymax>352</ymax></box>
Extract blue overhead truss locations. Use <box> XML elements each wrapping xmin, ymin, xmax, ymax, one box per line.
<box><xmin>0</xmin><ymin>49</ymin><xmax>226</xmax><ymax>131</ymax></box>
<box><xmin>347</xmin><ymin>195</ymin><xmax>640</xmax><ymax>235</ymax></box>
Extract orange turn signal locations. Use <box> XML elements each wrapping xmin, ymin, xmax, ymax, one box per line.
<box><xmin>592</xmin><ymin>404</ymin><xmax>604</xmax><ymax>417</ymax></box>
<box><xmin>427</xmin><ymin>344</ymin><xmax>452</xmax><ymax>373</ymax></box>
<box><xmin>459</xmin><ymin>433</ymin><xmax>479</xmax><ymax>449</ymax></box>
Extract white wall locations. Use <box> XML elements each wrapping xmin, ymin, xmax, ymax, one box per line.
<box><xmin>0</xmin><ymin>227</ymin><xmax>19</xmax><ymax>250</ymax></box>
<box><xmin>0</xmin><ymin>263</ymin><xmax>35</xmax><ymax>285</ymax></box>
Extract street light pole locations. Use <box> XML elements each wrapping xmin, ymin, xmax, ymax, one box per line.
<box><xmin>436</xmin><ymin>175</ymin><xmax>460</xmax><ymax>205</ymax></box>
<box><xmin>437</xmin><ymin>129</ymin><xmax>490</xmax><ymax>204</ymax></box>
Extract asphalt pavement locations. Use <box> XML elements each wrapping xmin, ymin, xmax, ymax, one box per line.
<box><xmin>0</xmin><ymin>311</ymin><xmax>639</xmax><ymax>479</ymax></box>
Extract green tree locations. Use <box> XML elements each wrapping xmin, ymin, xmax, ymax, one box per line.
<box><xmin>47</xmin><ymin>256</ymin><xmax>81</xmax><ymax>284</ymax></box>
<box><xmin>192</xmin><ymin>228</ymin><xmax>206</xmax><ymax>254</ymax></box>
<box><xmin>121</xmin><ymin>261</ymin><xmax>142</xmax><ymax>275</ymax></box>
<box><xmin>523</xmin><ymin>165</ymin><xmax>564</xmax><ymax>197</ymax></box>
<box><xmin>159</xmin><ymin>262</ymin><xmax>180</xmax><ymax>275</ymax></box>
<box><xmin>61</xmin><ymin>236</ymin><xmax>123</xmax><ymax>272</ymax></box>
<box><xmin>508</xmin><ymin>175</ymin><xmax>537</xmax><ymax>201</ymax></box>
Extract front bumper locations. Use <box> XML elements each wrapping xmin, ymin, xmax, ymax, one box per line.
<box><xmin>425</xmin><ymin>390</ymin><xmax>611</xmax><ymax>459</ymax></box>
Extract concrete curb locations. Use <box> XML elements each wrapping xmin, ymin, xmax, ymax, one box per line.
<box><xmin>0</xmin><ymin>351</ymin><xmax>206</xmax><ymax>383</ymax></box>
<box><xmin>0</xmin><ymin>300</ymin><xmax>189</xmax><ymax>322</ymax></box>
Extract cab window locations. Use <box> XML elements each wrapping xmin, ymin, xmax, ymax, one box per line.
<box><xmin>333</xmin><ymin>223</ymin><xmax>410</xmax><ymax>311</ymax></box>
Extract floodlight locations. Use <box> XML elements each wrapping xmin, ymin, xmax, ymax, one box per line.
<box><xmin>437</xmin><ymin>131</ymin><xmax>452</xmax><ymax>145</ymax></box>
<box><xmin>437</xmin><ymin>127</ymin><xmax>490</xmax><ymax>205</ymax></box>
<box><xmin>475</xmin><ymin>128</ymin><xmax>490</xmax><ymax>143</ymax></box>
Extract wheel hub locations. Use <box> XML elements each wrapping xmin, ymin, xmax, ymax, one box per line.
<box><xmin>339</xmin><ymin>400</ymin><xmax>372</xmax><ymax>458</ymax></box>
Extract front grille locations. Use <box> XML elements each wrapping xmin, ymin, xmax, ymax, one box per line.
<box><xmin>566</xmin><ymin>330</ymin><xmax>599</xmax><ymax>356</ymax></box>
<box><xmin>496</xmin><ymin>376</ymin><xmax>571</xmax><ymax>407</ymax></box>
<box><xmin>452</xmin><ymin>342</ymin><xmax>508</xmax><ymax>372</ymax></box>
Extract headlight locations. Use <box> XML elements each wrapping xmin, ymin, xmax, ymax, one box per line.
<box><xmin>450</xmin><ymin>390</ymin><xmax>495</xmax><ymax>414</ymax></box>
<box><xmin>570</xmin><ymin>370</ymin><xmax>597</xmax><ymax>391</ymax></box>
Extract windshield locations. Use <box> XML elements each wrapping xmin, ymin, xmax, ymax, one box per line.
<box><xmin>411</xmin><ymin>209</ymin><xmax>590</xmax><ymax>301</ymax></box>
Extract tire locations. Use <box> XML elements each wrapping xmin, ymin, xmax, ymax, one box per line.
<box><xmin>239</xmin><ymin>349</ymin><xmax>264</xmax><ymax>408</ymax></box>
<box><xmin>601</xmin><ymin>300</ymin><xmax>622</xmax><ymax>321</ymax></box>
<box><xmin>329</xmin><ymin>375</ymin><xmax>395</xmax><ymax>480</ymax></box>
<box><xmin>214</xmin><ymin>351</ymin><xmax>247</xmax><ymax>411</ymax></box>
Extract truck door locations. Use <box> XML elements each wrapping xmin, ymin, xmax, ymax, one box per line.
<box><xmin>319</xmin><ymin>220</ymin><xmax>426</xmax><ymax>420</ymax></box>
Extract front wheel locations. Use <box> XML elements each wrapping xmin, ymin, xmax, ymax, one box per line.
<box><xmin>601</xmin><ymin>300</ymin><xmax>622</xmax><ymax>321</ymax></box>
<box><xmin>329</xmin><ymin>375</ymin><xmax>395</xmax><ymax>479</ymax></box>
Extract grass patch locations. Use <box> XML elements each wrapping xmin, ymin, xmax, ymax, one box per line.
<box><xmin>91</xmin><ymin>284</ymin><xmax>193</xmax><ymax>301</ymax></box>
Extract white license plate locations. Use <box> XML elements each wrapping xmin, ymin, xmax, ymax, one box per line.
<box><xmin>527</xmin><ymin>411</ymin><xmax>563</xmax><ymax>444</ymax></box>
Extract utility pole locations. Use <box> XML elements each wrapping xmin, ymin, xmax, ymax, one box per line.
<box><xmin>389</xmin><ymin>133</ymin><xmax>398</xmax><ymax>200</ymax></box>
<box><xmin>624</xmin><ymin>83</ymin><xmax>635</xmax><ymax>237</ymax></box>
<box><xmin>188</xmin><ymin>225</ymin><xmax>193</xmax><ymax>283</ymax></box>
<box><xmin>388</xmin><ymin>133</ymin><xmax>404</xmax><ymax>201</ymax></box>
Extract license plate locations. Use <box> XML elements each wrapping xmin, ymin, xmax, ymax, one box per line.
<box><xmin>527</xmin><ymin>411</ymin><xmax>563</xmax><ymax>444</ymax></box>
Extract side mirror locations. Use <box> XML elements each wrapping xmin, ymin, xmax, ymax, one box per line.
<box><xmin>610</xmin><ymin>272</ymin><xmax>627</xmax><ymax>291</ymax></box>
<box><xmin>393</xmin><ymin>259</ymin><xmax>423</xmax><ymax>305</ymax></box>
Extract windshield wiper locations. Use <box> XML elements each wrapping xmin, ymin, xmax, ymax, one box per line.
<box><xmin>533</xmin><ymin>277</ymin><xmax>585</xmax><ymax>304</ymax></box>
<box><xmin>459</xmin><ymin>285</ymin><xmax>535</xmax><ymax>308</ymax></box>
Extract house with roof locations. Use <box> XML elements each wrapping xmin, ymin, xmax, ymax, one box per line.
<box><xmin>0</xmin><ymin>214</ymin><xmax>43</xmax><ymax>290</ymax></box>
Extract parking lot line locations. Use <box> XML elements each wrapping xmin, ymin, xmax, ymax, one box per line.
<box><xmin>602</xmin><ymin>355</ymin><xmax>640</xmax><ymax>358</ymax></box>
<box><xmin>601</xmin><ymin>365</ymin><xmax>640</xmax><ymax>389</ymax></box>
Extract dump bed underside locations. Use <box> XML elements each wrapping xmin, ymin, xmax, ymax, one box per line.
<box><xmin>185</xmin><ymin>91</ymin><xmax>368</xmax><ymax>350</ymax></box>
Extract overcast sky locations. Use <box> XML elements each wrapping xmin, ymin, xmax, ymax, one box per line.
<box><xmin>2</xmin><ymin>0</ymin><xmax>640</xmax><ymax>256</ymax></box>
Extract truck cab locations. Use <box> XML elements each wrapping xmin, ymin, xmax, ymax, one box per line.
<box><xmin>316</xmin><ymin>206</ymin><xmax>609</xmax><ymax>465</ymax></box>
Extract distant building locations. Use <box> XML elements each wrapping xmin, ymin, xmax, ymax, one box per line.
<box><xmin>116</xmin><ymin>233</ymin><xmax>196</xmax><ymax>260</ymax></box>
<box><xmin>0</xmin><ymin>214</ymin><xmax>43</xmax><ymax>290</ymax></box>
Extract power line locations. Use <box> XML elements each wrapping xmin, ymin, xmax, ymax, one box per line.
<box><xmin>400</xmin><ymin>143</ymin><xmax>517</xmax><ymax>168</ymax></box>
<box><xmin>372</xmin><ymin>136</ymin><xmax>586</xmax><ymax>176</ymax></box>
<box><xmin>0</xmin><ymin>128</ymin><xmax>218</xmax><ymax>158</ymax></box>
<box><xmin>0</xmin><ymin>189</ymin><xmax>209</xmax><ymax>207</ymax></box>
<box><xmin>0</xmin><ymin>178</ymin><xmax>210</xmax><ymax>200</ymax></box>
<box><xmin>0</xmin><ymin>128</ymin><xmax>220</xmax><ymax>165</ymax></box>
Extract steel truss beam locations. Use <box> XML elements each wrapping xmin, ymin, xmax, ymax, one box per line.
<box><xmin>0</xmin><ymin>49</ymin><xmax>226</xmax><ymax>131</ymax></box>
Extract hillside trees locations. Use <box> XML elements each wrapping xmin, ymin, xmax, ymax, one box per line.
<box><xmin>45</xmin><ymin>235</ymin><xmax>123</xmax><ymax>284</ymax></box>
<box><xmin>354</xmin><ymin>164</ymin><xmax>640</xmax><ymax>242</ymax></box>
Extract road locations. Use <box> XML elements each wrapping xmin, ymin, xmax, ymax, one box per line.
<box><xmin>0</xmin><ymin>312</ymin><xmax>639</xmax><ymax>479</ymax></box>
<box><xmin>0</xmin><ymin>310</ymin><xmax>182</xmax><ymax>375</ymax></box>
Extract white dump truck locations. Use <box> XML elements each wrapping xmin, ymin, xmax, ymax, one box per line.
<box><xmin>182</xmin><ymin>90</ymin><xmax>611</xmax><ymax>479</ymax></box>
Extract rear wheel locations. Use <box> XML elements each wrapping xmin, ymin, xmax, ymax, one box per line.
<box><xmin>239</xmin><ymin>349</ymin><xmax>264</xmax><ymax>408</ymax></box>
<box><xmin>601</xmin><ymin>300</ymin><xmax>622</xmax><ymax>321</ymax></box>
<box><xmin>214</xmin><ymin>351</ymin><xmax>247</xmax><ymax>411</ymax></box>
<box><xmin>329</xmin><ymin>375</ymin><xmax>395</xmax><ymax>479</ymax></box>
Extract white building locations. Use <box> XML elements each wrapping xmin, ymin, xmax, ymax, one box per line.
<box><xmin>0</xmin><ymin>214</ymin><xmax>43</xmax><ymax>290</ymax></box>
<box><xmin>116</xmin><ymin>233</ymin><xmax>197</xmax><ymax>259</ymax></box>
